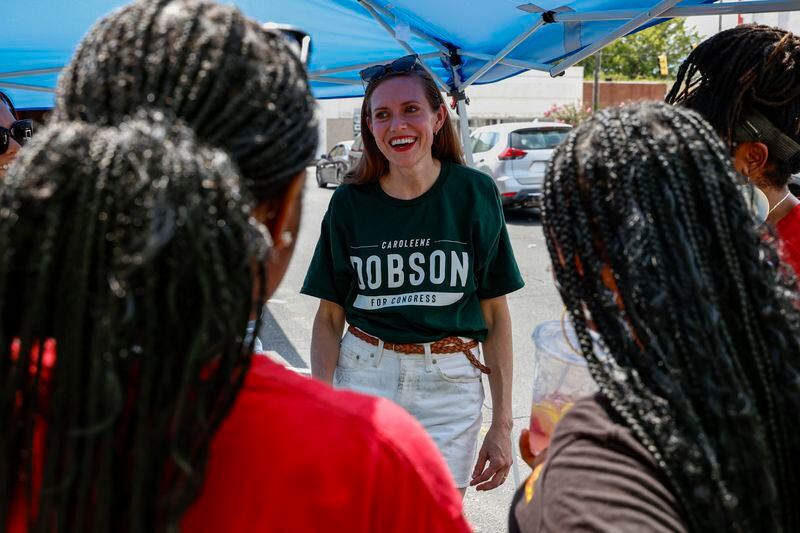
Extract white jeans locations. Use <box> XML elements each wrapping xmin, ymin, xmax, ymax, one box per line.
<box><xmin>334</xmin><ymin>329</ymin><xmax>484</xmax><ymax>487</ymax></box>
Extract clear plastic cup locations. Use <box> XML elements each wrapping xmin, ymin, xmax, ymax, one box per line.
<box><xmin>528</xmin><ymin>319</ymin><xmax>599</xmax><ymax>455</ymax></box>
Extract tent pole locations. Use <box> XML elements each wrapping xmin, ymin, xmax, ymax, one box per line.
<box><xmin>448</xmin><ymin>66</ymin><xmax>474</xmax><ymax>165</ymax></box>
<box><xmin>457</xmin><ymin>99</ymin><xmax>473</xmax><ymax>165</ymax></box>
<box><xmin>460</xmin><ymin>52</ymin><xmax>551</xmax><ymax>72</ymax></box>
<box><xmin>0</xmin><ymin>81</ymin><xmax>55</xmax><ymax>93</ymax></box>
<box><xmin>518</xmin><ymin>0</ymin><xmax>800</xmax><ymax>20</ymax></box>
<box><xmin>459</xmin><ymin>18</ymin><xmax>545</xmax><ymax>89</ymax></box>
<box><xmin>311</xmin><ymin>53</ymin><xmax>441</xmax><ymax>77</ymax></box>
<box><xmin>357</xmin><ymin>0</ymin><xmax>450</xmax><ymax>91</ymax></box>
<box><xmin>359</xmin><ymin>0</ymin><xmax>450</xmax><ymax>54</ymax></box>
<box><xmin>307</xmin><ymin>75</ymin><xmax>364</xmax><ymax>85</ymax></box>
<box><xmin>0</xmin><ymin>67</ymin><xmax>63</xmax><ymax>79</ymax></box>
<box><xmin>549</xmin><ymin>0</ymin><xmax>683</xmax><ymax>76</ymax></box>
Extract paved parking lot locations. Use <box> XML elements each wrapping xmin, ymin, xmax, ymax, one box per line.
<box><xmin>260</xmin><ymin>168</ymin><xmax>563</xmax><ymax>532</ymax></box>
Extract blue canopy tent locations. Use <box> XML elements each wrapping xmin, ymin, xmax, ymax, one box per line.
<box><xmin>3</xmin><ymin>0</ymin><xmax>798</xmax><ymax>161</ymax></box>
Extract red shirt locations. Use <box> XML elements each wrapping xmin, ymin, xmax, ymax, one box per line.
<box><xmin>9</xmin><ymin>354</ymin><xmax>471</xmax><ymax>533</ymax></box>
<box><xmin>776</xmin><ymin>203</ymin><xmax>800</xmax><ymax>277</ymax></box>
<box><xmin>181</xmin><ymin>356</ymin><xmax>472</xmax><ymax>532</ymax></box>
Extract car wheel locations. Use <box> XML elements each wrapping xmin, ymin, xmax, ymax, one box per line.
<box><xmin>316</xmin><ymin>168</ymin><xmax>327</xmax><ymax>189</ymax></box>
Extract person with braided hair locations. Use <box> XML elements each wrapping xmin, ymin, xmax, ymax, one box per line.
<box><xmin>4</xmin><ymin>2</ymin><xmax>472</xmax><ymax>532</ymax></box>
<box><xmin>53</xmin><ymin>0</ymin><xmax>317</xmax><ymax>205</ymax></box>
<box><xmin>303</xmin><ymin>55</ymin><xmax>523</xmax><ymax>495</ymax></box>
<box><xmin>510</xmin><ymin>102</ymin><xmax>800</xmax><ymax>532</ymax></box>
<box><xmin>666</xmin><ymin>24</ymin><xmax>800</xmax><ymax>276</ymax></box>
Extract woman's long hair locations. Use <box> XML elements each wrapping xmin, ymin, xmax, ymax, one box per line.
<box><xmin>349</xmin><ymin>68</ymin><xmax>463</xmax><ymax>185</ymax></box>
<box><xmin>1</xmin><ymin>2</ymin><xmax>319</xmax><ymax>531</ymax></box>
<box><xmin>543</xmin><ymin>101</ymin><xmax>800</xmax><ymax>532</ymax></box>
<box><xmin>53</xmin><ymin>0</ymin><xmax>318</xmax><ymax>200</ymax></box>
<box><xmin>0</xmin><ymin>115</ymin><xmax>267</xmax><ymax>532</ymax></box>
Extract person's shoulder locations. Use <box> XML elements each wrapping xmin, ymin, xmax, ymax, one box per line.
<box><xmin>515</xmin><ymin>393</ymin><xmax>687</xmax><ymax>533</ymax></box>
<box><xmin>239</xmin><ymin>357</ymin><xmax>464</xmax><ymax>516</ymax></box>
<box><xmin>777</xmin><ymin>202</ymin><xmax>800</xmax><ymax>232</ymax></box>
<box><xmin>328</xmin><ymin>182</ymin><xmax>355</xmax><ymax>205</ymax></box>
<box><xmin>444</xmin><ymin>162</ymin><xmax>500</xmax><ymax>208</ymax></box>
<box><xmin>551</xmin><ymin>393</ymin><xmax>621</xmax><ymax>440</ymax></box>
<box><xmin>446</xmin><ymin>161</ymin><xmax>496</xmax><ymax>189</ymax></box>
<box><xmin>549</xmin><ymin>393</ymin><xmax>656</xmax><ymax>460</ymax></box>
<box><xmin>244</xmin><ymin>357</ymin><xmax>450</xmax><ymax>469</ymax></box>
<box><xmin>252</xmin><ymin>358</ymin><xmax>436</xmax><ymax>461</ymax></box>
<box><xmin>326</xmin><ymin>181</ymin><xmax>376</xmax><ymax>213</ymax></box>
<box><xmin>243</xmin><ymin>355</ymin><xmax>381</xmax><ymax>421</ymax></box>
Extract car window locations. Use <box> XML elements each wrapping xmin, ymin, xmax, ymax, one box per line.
<box><xmin>472</xmin><ymin>131</ymin><xmax>496</xmax><ymax>153</ymax></box>
<box><xmin>510</xmin><ymin>128</ymin><xmax>570</xmax><ymax>150</ymax></box>
<box><xmin>352</xmin><ymin>135</ymin><xmax>363</xmax><ymax>151</ymax></box>
<box><xmin>331</xmin><ymin>145</ymin><xmax>344</xmax><ymax>157</ymax></box>
<box><xmin>470</xmin><ymin>133</ymin><xmax>482</xmax><ymax>153</ymax></box>
<box><xmin>482</xmin><ymin>132</ymin><xmax>499</xmax><ymax>150</ymax></box>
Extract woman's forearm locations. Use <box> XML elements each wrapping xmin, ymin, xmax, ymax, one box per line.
<box><xmin>480</xmin><ymin>296</ymin><xmax>514</xmax><ymax>430</ymax></box>
<box><xmin>310</xmin><ymin>301</ymin><xmax>346</xmax><ymax>384</ymax></box>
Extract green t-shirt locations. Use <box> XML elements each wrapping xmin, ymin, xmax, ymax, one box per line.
<box><xmin>301</xmin><ymin>160</ymin><xmax>524</xmax><ymax>343</ymax></box>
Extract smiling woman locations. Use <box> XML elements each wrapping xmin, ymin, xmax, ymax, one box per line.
<box><xmin>302</xmin><ymin>55</ymin><xmax>524</xmax><ymax>495</ymax></box>
<box><xmin>348</xmin><ymin>57</ymin><xmax>463</xmax><ymax>186</ymax></box>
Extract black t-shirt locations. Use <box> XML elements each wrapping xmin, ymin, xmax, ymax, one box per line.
<box><xmin>301</xmin><ymin>160</ymin><xmax>523</xmax><ymax>343</ymax></box>
<box><xmin>510</xmin><ymin>393</ymin><xmax>688</xmax><ymax>533</ymax></box>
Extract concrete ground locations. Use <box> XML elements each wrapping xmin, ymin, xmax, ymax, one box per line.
<box><xmin>260</xmin><ymin>168</ymin><xmax>562</xmax><ymax>532</ymax></box>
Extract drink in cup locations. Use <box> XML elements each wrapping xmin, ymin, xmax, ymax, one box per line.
<box><xmin>529</xmin><ymin>320</ymin><xmax>599</xmax><ymax>455</ymax></box>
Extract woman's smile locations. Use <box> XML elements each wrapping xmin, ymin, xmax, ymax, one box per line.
<box><xmin>388</xmin><ymin>135</ymin><xmax>417</xmax><ymax>152</ymax></box>
<box><xmin>368</xmin><ymin>76</ymin><xmax>443</xmax><ymax>169</ymax></box>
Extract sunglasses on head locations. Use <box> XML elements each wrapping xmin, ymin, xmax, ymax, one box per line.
<box><xmin>359</xmin><ymin>54</ymin><xmax>423</xmax><ymax>85</ymax></box>
<box><xmin>263</xmin><ymin>23</ymin><xmax>312</xmax><ymax>65</ymax></box>
<box><xmin>0</xmin><ymin>120</ymin><xmax>33</xmax><ymax>154</ymax></box>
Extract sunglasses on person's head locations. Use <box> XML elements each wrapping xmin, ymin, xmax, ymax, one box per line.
<box><xmin>263</xmin><ymin>23</ymin><xmax>312</xmax><ymax>65</ymax></box>
<box><xmin>0</xmin><ymin>120</ymin><xmax>33</xmax><ymax>154</ymax></box>
<box><xmin>359</xmin><ymin>54</ymin><xmax>423</xmax><ymax>85</ymax></box>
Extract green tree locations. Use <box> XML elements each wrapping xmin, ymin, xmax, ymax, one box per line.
<box><xmin>580</xmin><ymin>19</ymin><xmax>700</xmax><ymax>80</ymax></box>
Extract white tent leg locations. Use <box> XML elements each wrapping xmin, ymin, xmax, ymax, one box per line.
<box><xmin>449</xmin><ymin>61</ymin><xmax>474</xmax><ymax>165</ymax></box>
<box><xmin>457</xmin><ymin>99</ymin><xmax>473</xmax><ymax>166</ymax></box>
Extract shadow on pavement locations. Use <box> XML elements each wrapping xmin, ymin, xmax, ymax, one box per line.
<box><xmin>257</xmin><ymin>306</ymin><xmax>308</xmax><ymax>369</ymax></box>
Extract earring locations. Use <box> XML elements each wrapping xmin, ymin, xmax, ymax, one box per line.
<box><xmin>280</xmin><ymin>230</ymin><xmax>294</xmax><ymax>247</ymax></box>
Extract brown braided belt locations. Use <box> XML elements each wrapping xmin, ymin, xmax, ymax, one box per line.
<box><xmin>347</xmin><ymin>325</ymin><xmax>491</xmax><ymax>374</ymax></box>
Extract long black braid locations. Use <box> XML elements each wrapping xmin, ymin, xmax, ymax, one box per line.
<box><xmin>53</xmin><ymin>0</ymin><xmax>318</xmax><ymax>200</ymax></box>
<box><xmin>542</xmin><ymin>101</ymin><xmax>800</xmax><ymax>532</ymax></box>
<box><xmin>666</xmin><ymin>24</ymin><xmax>800</xmax><ymax>183</ymax></box>
<box><xmin>0</xmin><ymin>114</ymin><xmax>268</xmax><ymax>532</ymax></box>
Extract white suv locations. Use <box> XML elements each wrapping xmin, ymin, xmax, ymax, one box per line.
<box><xmin>469</xmin><ymin>121</ymin><xmax>571</xmax><ymax>209</ymax></box>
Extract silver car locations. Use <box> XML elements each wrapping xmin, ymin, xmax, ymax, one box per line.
<box><xmin>469</xmin><ymin>121</ymin><xmax>571</xmax><ymax>209</ymax></box>
<box><xmin>315</xmin><ymin>140</ymin><xmax>353</xmax><ymax>188</ymax></box>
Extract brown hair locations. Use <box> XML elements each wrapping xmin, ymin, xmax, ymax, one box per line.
<box><xmin>348</xmin><ymin>69</ymin><xmax>464</xmax><ymax>185</ymax></box>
